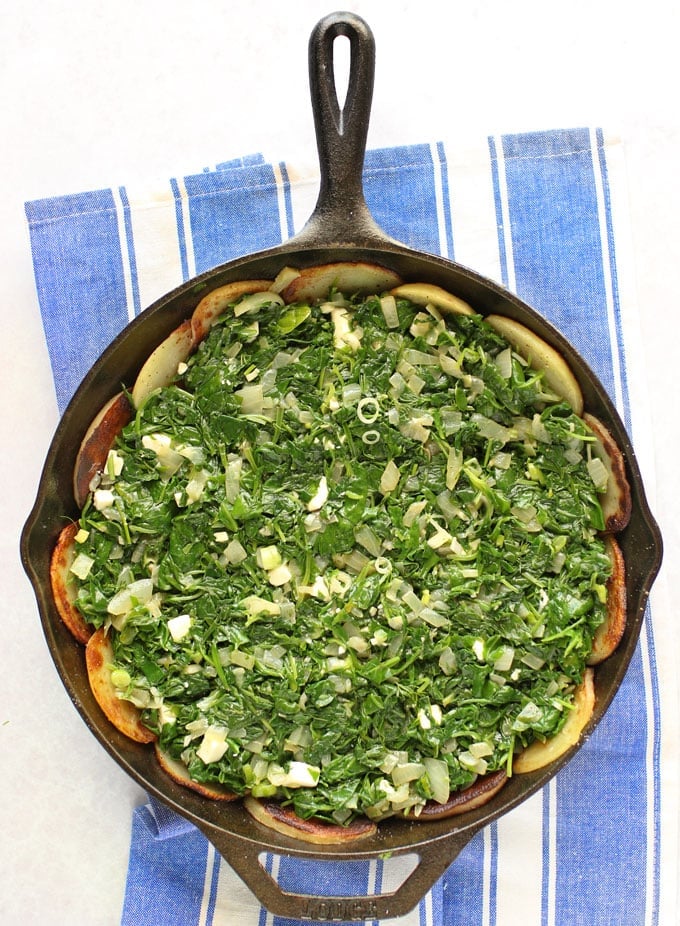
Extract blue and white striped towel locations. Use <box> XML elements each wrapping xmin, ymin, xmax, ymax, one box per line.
<box><xmin>25</xmin><ymin>129</ymin><xmax>673</xmax><ymax>925</ymax></box>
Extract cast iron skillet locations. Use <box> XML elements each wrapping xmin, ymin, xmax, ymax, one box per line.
<box><xmin>21</xmin><ymin>11</ymin><xmax>662</xmax><ymax>921</ymax></box>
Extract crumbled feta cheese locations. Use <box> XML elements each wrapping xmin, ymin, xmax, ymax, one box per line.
<box><xmin>93</xmin><ymin>488</ymin><xmax>115</xmax><ymax>511</ymax></box>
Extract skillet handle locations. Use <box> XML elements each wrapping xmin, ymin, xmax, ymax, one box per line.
<box><xmin>196</xmin><ymin>821</ymin><xmax>480</xmax><ymax>920</ymax></box>
<box><xmin>294</xmin><ymin>12</ymin><xmax>394</xmax><ymax>248</ymax></box>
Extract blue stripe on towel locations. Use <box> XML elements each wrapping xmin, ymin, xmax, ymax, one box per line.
<box><xmin>278</xmin><ymin>160</ymin><xmax>296</xmax><ymax>240</ymax></box>
<box><xmin>121</xmin><ymin>804</ymin><xmax>209</xmax><ymax>926</ymax></box>
<box><xmin>438</xmin><ymin>832</ymin><xmax>486</xmax><ymax>926</ymax></box>
<box><xmin>269</xmin><ymin>854</ymin><xmax>372</xmax><ymax>926</ymax></box>
<box><xmin>555</xmin><ymin>650</ymin><xmax>650</xmax><ymax>926</ymax></box>
<box><xmin>25</xmin><ymin>189</ymin><xmax>129</xmax><ymax>413</ymax></box>
<box><xmin>170</xmin><ymin>177</ymin><xmax>192</xmax><ymax>282</ymax></box>
<box><xmin>117</xmin><ymin>185</ymin><xmax>141</xmax><ymax>318</ymax></box>
<box><xmin>498</xmin><ymin>129</ymin><xmax>615</xmax><ymax>383</ymax></box>
<box><xmin>183</xmin><ymin>162</ymin><xmax>283</xmax><ymax>274</ymax></box>
<box><xmin>363</xmin><ymin>145</ymin><xmax>441</xmax><ymax>255</ymax></box>
<box><xmin>434</xmin><ymin>140</ymin><xmax>455</xmax><ymax>261</ymax></box>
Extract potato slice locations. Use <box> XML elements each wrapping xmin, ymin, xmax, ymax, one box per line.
<box><xmin>243</xmin><ymin>795</ymin><xmax>377</xmax><ymax>844</ymax></box>
<box><xmin>50</xmin><ymin>522</ymin><xmax>92</xmax><ymax>645</ymax></box>
<box><xmin>485</xmin><ymin>314</ymin><xmax>584</xmax><ymax>415</ymax></box>
<box><xmin>281</xmin><ymin>261</ymin><xmax>402</xmax><ymax>304</ymax></box>
<box><xmin>389</xmin><ymin>282</ymin><xmax>475</xmax><ymax>316</ymax></box>
<box><xmin>191</xmin><ymin>279</ymin><xmax>273</xmax><ymax>343</ymax></box>
<box><xmin>131</xmin><ymin>319</ymin><xmax>194</xmax><ymax>410</ymax></box>
<box><xmin>513</xmin><ymin>668</ymin><xmax>595</xmax><ymax>774</ymax></box>
<box><xmin>73</xmin><ymin>392</ymin><xmax>132</xmax><ymax>508</ymax></box>
<box><xmin>155</xmin><ymin>745</ymin><xmax>239</xmax><ymax>801</ymax></box>
<box><xmin>85</xmin><ymin>627</ymin><xmax>156</xmax><ymax>744</ymax></box>
<box><xmin>588</xmin><ymin>536</ymin><xmax>626</xmax><ymax>665</ymax></box>
<box><xmin>410</xmin><ymin>769</ymin><xmax>507</xmax><ymax>821</ymax></box>
<box><xmin>583</xmin><ymin>413</ymin><xmax>632</xmax><ymax>532</ymax></box>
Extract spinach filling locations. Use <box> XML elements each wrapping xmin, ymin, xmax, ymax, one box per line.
<box><xmin>73</xmin><ymin>290</ymin><xmax>611</xmax><ymax>823</ymax></box>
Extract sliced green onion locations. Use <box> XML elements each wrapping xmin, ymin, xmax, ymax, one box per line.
<box><xmin>357</xmin><ymin>396</ymin><xmax>380</xmax><ymax>423</ymax></box>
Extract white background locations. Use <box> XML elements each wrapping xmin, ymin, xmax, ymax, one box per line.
<box><xmin>2</xmin><ymin>1</ymin><xmax>678</xmax><ymax>923</ymax></box>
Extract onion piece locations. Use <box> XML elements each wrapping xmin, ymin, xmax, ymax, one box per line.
<box><xmin>379</xmin><ymin>460</ymin><xmax>400</xmax><ymax>494</ymax></box>
<box><xmin>380</xmin><ymin>294</ymin><xmax>400</xmax><ymax>328</ymax></box>
<box><xmin>233</xmin><ymin>291</ymin><xmax>283</xmax><ymax>317</ymax></box>
<box><xmin>423</xmin><ymin>757</ymin><xmax>450</xmax><ymax>804</ymax></box>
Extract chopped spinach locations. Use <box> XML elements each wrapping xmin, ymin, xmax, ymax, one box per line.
<box><xmin>72</xmin><ymin>289</ymin><xmax>611</xmax><ymax>823</ymax></box>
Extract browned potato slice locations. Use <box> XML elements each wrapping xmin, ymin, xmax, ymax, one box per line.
<box><xmin>390</xmin><ymin>282</ymin><xmax>475</xmax><ymax>316</ymax></box>
<box><xmin>73</xmin><ymin>392</ymin><xmax>133</xmax><ymax>508</ymax></box>
<box><xmin>281</xmin><ymin>261</ymin><xmax>402</xmax><ymax>304</ymax></box>
<box><xmin>155</xmin><ymin>745</ymin><xmax>239</xmax><ymax>801</ymax></box>
<box><xmin>131</xmin><ymin>320</ymin><xmax>194</xmax><ymax>409</ymax></box>
<box><xmin>513</xmin><ymin>668</ymin><xmax>595</xmax><ymax>774</ymax></box>
<box><xmin>583</xmin><ymin>413</ymin><xmax>632</xmax><ymax>532</ymax></box>
<box><xmin>243</xmin><ymin>795</ymin><xmax>377</xmax><ymax>844</ymax></box>
<box><xmin>485</xmin><ymin>315</ymin><xmax>584</xmax><ymax>415</ymax></box>
<box><xmin>588</xmin><ymin>536</ymin><xmax>626</xmax><ymax>665</ymax></box>
<box><xmin>191</xmin><ymin>279</ymin><xmax>273</xmax><ymax>343</ymax></box>
<box><xmin>410</xmin><ymin>769</ymin><xmax>507</xmax><ymax>820</ymax></box>
<box><xmin>85</xmin><ymin>627</ymin><xmax>156</xmax><ymax>744</ymax></box>
<box><xmin>50</xmin><ymin>522</ymin><xmax>92</xmax><ymax>645</ymax></box>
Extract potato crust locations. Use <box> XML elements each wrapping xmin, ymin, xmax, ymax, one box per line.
<box><xmin>389</xmin><ymin>282</ymin><xmax>475</xmax><ymax>316</ymax></box>
<box><xmin>191</xmin><ymin>279</ymin><xmax>273</xmax><ymax>344</ymax></box>
<box><xmin>50</xmin><ymin>522</ymin><xmax>92</xmax><ymax>645</ymax></box>
<box><xmin>485</xmin><ymin>314</ymin><xmax>584</xmax><ymax>415</ymax></box>
<box><xmin>131</xmin><ymin>320</ymin><xmax>195</xmax><ymax>410</ymax></box>
<box><xmin>85</xmin><ymin>628</ymin><xmax>156</xmax><ymax>744</ymax></box>
<box><xmin>408</xmin><ymin>770</ymin><xmax>508</xmax><ymax>820</ymax></box>
<box><xmin>588</xmin><ymin>536</ymin><xmax>626</xmax><ymax>665</ymax></box>
<box><xmin>583</xmin><ymin>413</ymin><xmax>632</xmax><ymax>532</ymax></box>
<box><xmin>73</xmin><ymin>392</ymin><xmax>133</xmax><ymax>508</ymax></box>
<box><xmin>281</xmin><ymin>261</ymin><xmax>402</xmax><ymax>303</ymax></box>
<box><xmin>243</xmin><ymin>795</ymin><xmax>377</xmax><ymax>844</ymax></box>
<box><xmin>155</xmin><ymin>745</ymin><xmax>240</xmax><ymax>801</ymax></box>
<box><xmin>513</xmin><ymin>668</ymin><xmax>595</xmax><ymax>774</ymax></box>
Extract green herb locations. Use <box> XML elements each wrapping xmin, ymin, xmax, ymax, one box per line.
<box><xmin>73</xmin><ymin>289</ymin><xmax>611</xmax><ymax>823</ymax></box>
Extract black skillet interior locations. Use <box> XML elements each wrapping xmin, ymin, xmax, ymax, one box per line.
<box><xmin>21</xmin><ymin>11</ymin><xmax>662</xmax><ymax>921</ymax></box>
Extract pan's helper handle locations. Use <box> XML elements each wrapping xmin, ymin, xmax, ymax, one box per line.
<box><xmin>294</xmin><ymin>12</ymin><xmax>394</xmax><ymax>248</ymax></box>
<box><xmin>196</xmin><ymin>821</ymin><xmax>481</xmax><ymax>920</ymax></box>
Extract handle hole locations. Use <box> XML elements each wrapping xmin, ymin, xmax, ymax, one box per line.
<box><xmin>332</xmin><ymin>33</ymin><xmax>351</xmax><ymax>117</ymax></box>
<box><xmin>256</xmin><ymin>850</ymin><xmax>420</xmax><ymax>897</ymax></box>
